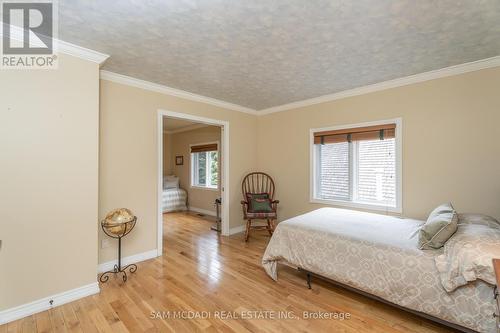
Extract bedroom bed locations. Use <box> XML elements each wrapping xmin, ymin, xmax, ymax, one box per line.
<box><xmin>162</xmin><ymin>187</ymin><xmax>187</xmax><ymax>213</ymax></box>
<box><xmin>162</xmin><ymin>175</ymin><xmax>188</xmax><ymax>213</ymax></box>
<box><xmin>262</xmin><ymin>207</ymin><xmax>497</xmax><ymax>333</ymax></box>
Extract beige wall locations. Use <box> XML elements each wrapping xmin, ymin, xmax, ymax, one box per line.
<box><xmin>169</xmin><ymin>125</ymin><xmax>221</xmax><ymax>213</ymax></box>
<box><xmin>99</xmin><ymin>80</ymin><xmax>258</xmax><ymax>263</ymax></box>
<box><xmin>162</xmin><ymin>133</ymin><xmax>173</xmax><ymax>175</ymax></box>
<box><xmin>257</xmin><ymin>67</ymin><xmax>500</xmax><ymax>222</ymax></box>
<box><xmin>0</xmin><ymin>54</ymin><xmax>100</xmax><ymax>310</ymax></box>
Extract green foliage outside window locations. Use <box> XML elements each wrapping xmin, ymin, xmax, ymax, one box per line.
<box><xmin>210</xmin><ymin>151</ymin><xmax>218</xmax><ymax>186</ymax></box>
<box><xmin>197</xmin><ymin>152</ymin><xmax>207</xmax><ymax>185</ymax></box>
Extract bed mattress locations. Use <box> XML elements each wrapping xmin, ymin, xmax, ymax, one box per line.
<box><xmin>262</xmin><ymin>207</ymin><xmax>495</xmax><ymax>332</ymax></box>
<box><xmin>162</xmin><ymin>188</ymin><xmax>187</xmax><ymax>213</ymax></box>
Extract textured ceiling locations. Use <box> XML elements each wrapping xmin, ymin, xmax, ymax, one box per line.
<box><xmin>59</xmin><ymin>0</ymin><xmax>500</xmax><ymax>110</ymax></box>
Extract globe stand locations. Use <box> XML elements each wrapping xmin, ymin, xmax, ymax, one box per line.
<box><xmin>99</xmin><ymin>217</ymin><xmax>137</xmax><ymax>283</ymax></box>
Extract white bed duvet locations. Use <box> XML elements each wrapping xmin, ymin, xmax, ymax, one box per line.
<box><xmin>162</xmin><ymin>188</ymin><xmax>187</xmax><ymax>213</ymax></box>
<box><xmin>262</xmin><ymin>208</ymin><xmax>495</xmax><ymax>332</ymax></box>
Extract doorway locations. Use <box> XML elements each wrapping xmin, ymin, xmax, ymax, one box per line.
<box><xmin>157</xmin><ymin>110</ymin><xmax>230</xmax><ymax>256</ymax></box>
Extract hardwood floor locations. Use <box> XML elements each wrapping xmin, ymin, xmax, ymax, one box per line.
<box><xmin>1</xmin><ymin>212</ymin><xmax>456</xmax><ymax>333</ymax></box>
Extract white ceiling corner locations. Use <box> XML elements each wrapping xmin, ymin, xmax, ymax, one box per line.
<box><xmin>0</xmin><ymin>24</ymin><xmax>109</xmax><ymax>65</ymax></box>
<box><xmin>258</xmin><ymin>56</ymin><xmax>500</xmax><ymax>115</ymax></box>
<box><xmin>101</xmin><ymin>55</ymin><xmax>500</xmax><ymax>116</ymax></box>
<box><xmin>100</xmin><ymin>70</ymin><xmax>257</xmax><ymax>114</ymax></box>
<box><xmin>58</xmin><ymin>40</ymin><xmax>109</xmax><ymax>65</ymax></box>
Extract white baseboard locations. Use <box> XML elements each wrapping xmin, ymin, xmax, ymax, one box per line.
<box><xmin>98</xmin><ymin>249</ymin><xmax>158</xmax><ymax>273</ymax></box>
<box><xmin>189</xmin><ymin>206</ymin><xmax>216</xmax><ymax>217</ymax></box>
<box><xmin>0</xmin><ymin>282</ymin><xmax>99</xmax><ymax>325</ymax></box>
<box><xmin>229</xmin><ymin>224</ymin><xmax>246</xmax><ymax>235</ymax></box>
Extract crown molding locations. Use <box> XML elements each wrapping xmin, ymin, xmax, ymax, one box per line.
<box><xmin>163</xmin><ymin>123</ymin><xmax>209</xmax><ymax>135</ymax></box>
<box><xmin>58</xmin><ymin>40</ymin><xmax>109</xmax><ymax>65</ymax></box>
<box><xmin>100</xmin><ymin>70</ymin><xmax>258</xmax><ymax>115</ymax></box>
<box><xmin>4</xmin><ymin>21</ymin><xmax>498</xmax><ymax>113</ymax></box>
<box><xmin>0</xmin><ymin>23</ymin><xmax>109</xmax><ymax>64</ymax></box>
<box><xmin>258</xmin><ymin>56</ymin><xmax>500</xmax><ymax>115</ymax></box>
<box><xmin>101</xmin><ymin>56</ymin><xmax>500</xmax><ymax>116</ymax></box>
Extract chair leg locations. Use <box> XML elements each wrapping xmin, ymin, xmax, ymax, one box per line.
<box><xmin>245</xmin><ymin>220</ymin><xmax>251</xmax><ymax>242</ymax></box>
<box><xmin>266</xmin><ymin>219</ymin><xmax>273</xmax><ymax>235</ymax></box>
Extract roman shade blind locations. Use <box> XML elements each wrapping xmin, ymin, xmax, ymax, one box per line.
<box><xmin>313</xmin><ymin>124</ymin><xmax>396</xmax><ymax>145</ymax></box>
<box><xmin>191</xmin><ymin>143</ymin><xmax>218</xmax><ymax>153</ymax></box>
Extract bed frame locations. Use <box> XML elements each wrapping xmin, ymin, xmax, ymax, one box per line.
<box><xmin>297</xmin><ymin>267</ymin><xmax>477</xmax><ymax>333</ymax></box>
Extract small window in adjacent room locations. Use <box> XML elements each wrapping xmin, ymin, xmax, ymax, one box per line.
<box><xmin>311</xmin><ymin>119</ymin><xmax>401</xmax><ymax>212</ymax></box>
<box><xmin>191</xmin><ymin>143</ymin><xmax>218</xmax><ymax>189</ymax></box>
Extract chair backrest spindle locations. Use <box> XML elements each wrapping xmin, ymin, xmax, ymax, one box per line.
<box><xmin>242</xmin><ymin>172</ymin><xmax>275</xmax><ymax>200</ymax></box>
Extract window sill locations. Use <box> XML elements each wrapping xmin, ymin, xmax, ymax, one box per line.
<box><xmin>310</xmin><ymin>198</ymin><xmax>402</xmax><ymax>214</ymax></box>
<box><xmin>191</xmin><ymin>185</ymin><xmax>220</xmax><ymax>192</ymax></box>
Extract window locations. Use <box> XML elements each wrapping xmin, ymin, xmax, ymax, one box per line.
<box><xmin>191</xmin><ymin>143</ymin><xmax>218</xmax><ymax>189</ymax></box>
<box><xmin>312</xmin><ymin>120</ymin><xmax>401</xmax><ymax>212</ymax></box>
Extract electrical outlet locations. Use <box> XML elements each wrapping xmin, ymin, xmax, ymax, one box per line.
<box><xmin>101</xmin><ymin>239</ymin><xmax>112</xmax><ymax>249</ymax></box>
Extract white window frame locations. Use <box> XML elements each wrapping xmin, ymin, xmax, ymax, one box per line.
<box><xmin>190</xmin><ymin>141</ymin><xmax>220</xmax><ymax>191</ymax></box>
<box><xmin>310</xmin><ymin>118</ymin><xmax>402</xmax><ymax>213</ymax></box>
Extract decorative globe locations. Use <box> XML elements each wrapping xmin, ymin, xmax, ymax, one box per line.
<box><xmin>102</xmin><ymin>208</ymin><xmax>136</xmax><ymax>237</ymax></box>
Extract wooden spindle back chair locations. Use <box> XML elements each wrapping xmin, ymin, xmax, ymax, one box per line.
<box><xmin>241</xmin><ymin>172</ymin><xmax>279</xmax><ymax>241</ymax></box>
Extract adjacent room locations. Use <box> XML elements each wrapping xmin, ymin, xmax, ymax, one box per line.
<box><xmin>162</xmin><ymin>115</ymin><xmax>224</xmax><ymax>232</ymax></box>
<box><xmin>1</xmin><ymin>1</ymin><xmax>500</xmax><ymax>333</ymax></box>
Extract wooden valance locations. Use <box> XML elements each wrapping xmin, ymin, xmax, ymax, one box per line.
<box><xmin>313</xmin><ymin>123</ymin><xmax>396</xmax><ymax>145</ymax></box>
<box><xmin>191</xmin><ymin>143</ymin><xmax>218</xmax><ymax>153</ymax></box>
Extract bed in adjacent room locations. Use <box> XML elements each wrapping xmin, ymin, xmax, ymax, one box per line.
<box><xmin>162</xmin><ymin>175</ymin><xmax>188</xmax><ymax>213</ymax></box>
<box><xmin>262</xmin><ymin>207</ymin><xmax>500</xmax><ymax>333</ymax></box>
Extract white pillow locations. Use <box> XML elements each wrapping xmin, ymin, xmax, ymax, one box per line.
<box><xmin>418</xmin><ymin>203</ymin><xmax>458</xmax><ymax>250</ymax></box>
<box><xmin>163</xmin><ymin>175</ymin><xmax>179</xmax><ymax>189</ymax></box>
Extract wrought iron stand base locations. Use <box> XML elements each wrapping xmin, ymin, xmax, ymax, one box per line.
<box><xmin>100</xmin><ymin>263</ymin><xmax>137</xmax><ymax>283</ymax></box>
<box><xmin>99</xmin><ymin>235</ymin><xmax>137</xmax><ymax>283</ymax></box>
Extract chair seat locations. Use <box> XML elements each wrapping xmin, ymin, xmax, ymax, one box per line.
<box><xmin>245</xmin><ymin>211</ymin><xmax>277</xmax><ymax>219</ymax></box>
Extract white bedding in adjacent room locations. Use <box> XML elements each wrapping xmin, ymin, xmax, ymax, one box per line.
<box><xmin>162</xmin><ymin>188</ymin><xmax>187</xmax><ymax>213</ymax></box>
<box><xmin>262</xmin><ymin>207</ymin><xmax>496</xmax><ymax>333</ymax></box>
